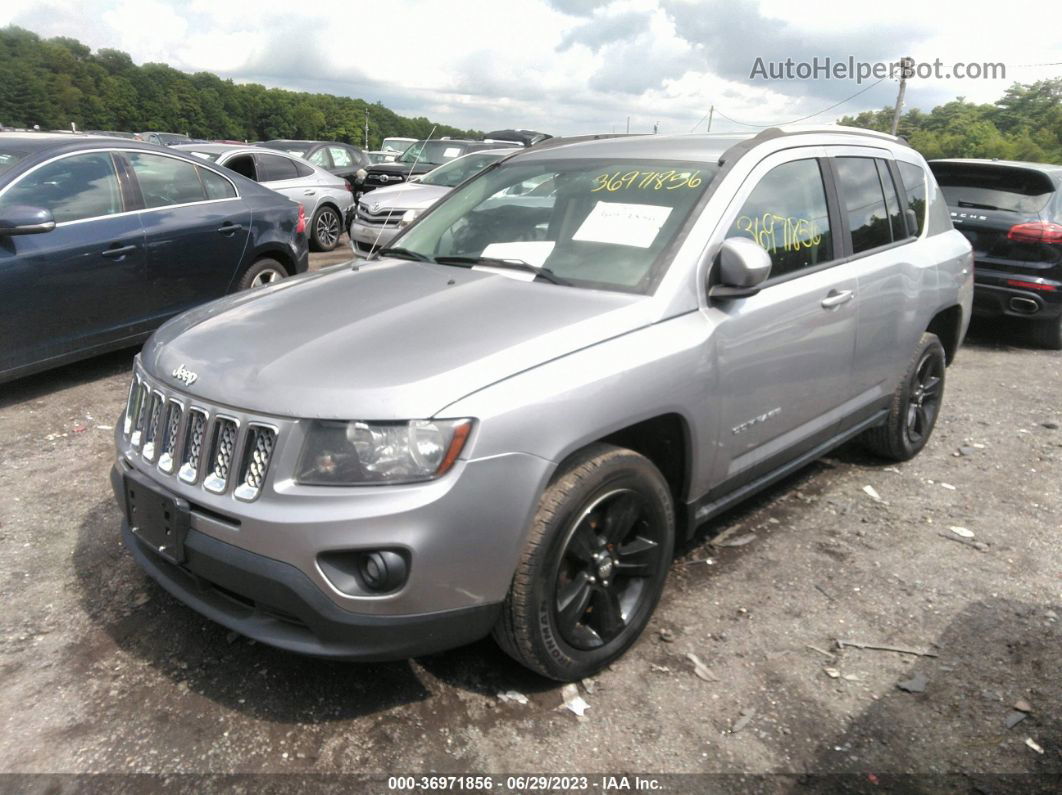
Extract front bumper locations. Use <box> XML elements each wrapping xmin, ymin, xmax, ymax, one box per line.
<box><xmin>349</xmin><ymin>220</ymin><xmax>399</xmax><ymax>256</ymax></box>
<box><xmin>119</xmin><ymin>514</ymin><xmax>500</xmax><ymax>661</ymax></box>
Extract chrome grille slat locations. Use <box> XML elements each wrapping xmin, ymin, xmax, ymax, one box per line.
<box><xmin>123</xmin><ymin>376</ymin><xmax>140</xmax><ymax>436</ymax></box>
<box><xmin>234</xmin><ymin>425</ymin><xmax>277</xmax><ymax>501</ymax></box>
<box><xmin>203</xmin><ymin>417</ymin><xmax>238</xmax><ymax>494</ymax></box>
<box><xmin>157</xmin><ymin>402</ymin><xmax>183</xmax><ymax>473</ymax></box>
<box><xmin>130</xmin><ymin>382</ymin><xmax>151</xmax><ymax>447</ymax></box>
<box><xmin>179</xmin><ymin>409</ymin><xmax>208</xmax><ymax>483</ymax></box>
<box><xmin>141</xmin><ymin>392</ymin><xmax>164</xmax><ymax>460</ymax></box>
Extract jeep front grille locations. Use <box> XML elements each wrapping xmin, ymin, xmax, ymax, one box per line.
<box><xmin>179</xmin><ymin>409</ymin><xmax>208</xmax><ymax>483</ymax></box>
<box><xmin>122</xmin><ymin>372</ymin><xmax>280</xmax><ymax>501</ymax></box>
<box><xmin>203</xmin><ymin>417</ymin><xmax>238</xmax><ymax>493</ymax></box>
<box><xmin>234</xmin><ymin>425</ymin><xmax>277</xmax><ymax>501</ymax></box>
<box><xmin>157</xmin><ymin>402</ymin><xmax>182</xmax><ymax>474</ymax></box>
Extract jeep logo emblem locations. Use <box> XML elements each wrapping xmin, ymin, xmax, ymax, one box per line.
<box><xmin>171</xmin><ymin>363</ymin><xmax>198</xmax><ymax>387</ymax></box>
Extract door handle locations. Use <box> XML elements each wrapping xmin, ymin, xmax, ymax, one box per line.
<box><xmin>303</xmin><ymin>190</ymin><xmax>316</xmax><ymax>196</ymax></box>
<box><xmin>217</xmin><ymin>222</ymin><xmax>241</xmax><ymax>235</ymax></box>
<box><xmin>821</xmin><ymin>289</ymin><xmax>854</xmax><ymax>308</ymax></box>
<box><xmin>101</xmin><ymin>244</ymin><xmax>137</xmax><ymax>259</ymax></box>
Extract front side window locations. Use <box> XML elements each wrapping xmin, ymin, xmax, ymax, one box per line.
<box><xmin>0</xmin><ymin>152</ymin><xmax>122</xmax><ymax>224</ymax></box>
<box><xmin>393</xmin><ymin>159</ymin><xmax>717</xmax><ymax>293</ymax></box>
<box><xmin>897</xmin><ymin>161</ymin><xmax>927</xmax><ymax>236</ymax></box>
<box><xmin>833</xmin><ymin>157</ymin><xmax>893</xmax><ymax>254</ymax></box>
<box><xmin>329</xmin><ymin>147</ymin><xmax>353</xmax><ymax>167</ymax></box>
<box><xmin>728</xmin><ymin>159</ymin><xmax>833</xmax><ymax>279</ymax></box>
<box><xmin>126</xmin><ymin>152</ymin><xmax>206</xmax><ymax>208</ymax></box>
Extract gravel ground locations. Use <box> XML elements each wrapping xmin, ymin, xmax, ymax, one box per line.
<box><xmin>0</xmin><ymin>273</ymin><xmax>1059</xmax><ymax>788</ymax></box>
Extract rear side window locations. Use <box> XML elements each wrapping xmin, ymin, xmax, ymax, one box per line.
<box><xmin>930</xmin><ymin>164</ymin><xmax>1055</xmax><ymax>214</ymax></box>
<box><xmin>833</xmin><ymin>157</ymin><xmax>893</xmax><ymax>254</ymax></box>
<box><xmin>255</xmin><ymin>154</ymin><xmax>299</xmax><ymax>182</ymax></box>
<box><xmin>127</xmin><ymin>152</ymin><xmax>206</xmax><ymax>208</ymax></box>
<box><xmin>729</xmin><ymin>158</ymin><xmax>834</xmax><ymax>279</ymax></box>
<box><xmin>198</xmin><ymin>167</ymin><xmax>236</xmax><ymax>200</ymax></box>
<box><xmin>293</xmin><ymin>160</ymin><xmax>315</xmax><ymax>177</ymax></box>
<box><xmin>308</xmin><ymin>149</ymin><xmax>330</xmax><ymax>168</ymax></box>
<box><xmin>0</xmin><ymin>152</ymin><xmax>122</xmax><ymax>223</ymax></box>
<box><xmin>897</xmin><ymin>162</ymin><xmax>927</xmax><ymax>236</ymax></box>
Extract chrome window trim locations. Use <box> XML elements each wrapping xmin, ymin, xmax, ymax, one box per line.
<box><xmin>0</xmin><ymin>147</ymin><xmax>241</xmax><ymax>226</ymax></box>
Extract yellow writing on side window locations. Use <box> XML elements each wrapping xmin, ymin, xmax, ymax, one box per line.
<box><xmin>735</xmin><ymin>213</ymin><xmax>823</xmax><ymax>252</ymax></box>
<box><xmin>590</xmin><ymin>170</ymin><xmax>703</xmax><ymax>192</ymax></box>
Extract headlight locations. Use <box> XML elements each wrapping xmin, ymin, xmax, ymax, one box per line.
<box><xmin>296</xmin><ymin>419</ymin><xmax>473</xmax><ymax>485</ymax></box>
<box><xmin>400</xmin><ymin>208</ymin><xmax>422</xmax><ymax>227</ymax></box>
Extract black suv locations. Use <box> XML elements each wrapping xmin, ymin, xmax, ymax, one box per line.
<box><xmin>257</xmin><ymin>140</ymin><xmax>370</xmax><ymax>186</ymax></box>
<box><xmin>929</xmin><ymin>159</ymin><xmax>1062</xmax><ymax>348</ymax></box>
<box><xmin>356</xmin><ymin>139</ymin><xmax>518</xmax><ymax>195</ymax></box>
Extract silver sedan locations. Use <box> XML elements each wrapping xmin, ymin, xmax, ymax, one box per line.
<box><xmin>176</xmin><ymin>144</ymin><xmax>354</xmax><ymax>252</ymax></box>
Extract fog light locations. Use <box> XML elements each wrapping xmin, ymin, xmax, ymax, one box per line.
<box><xmin>359</xmin><ymin>550</ymin><xmax>408</xmax><ymax>592</ymax></box>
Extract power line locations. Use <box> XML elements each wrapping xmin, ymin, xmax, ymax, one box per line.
<box><xmin>705</xmin><ymin>77</ymin><xmax>887</xmax><ymax>130</ymax></box>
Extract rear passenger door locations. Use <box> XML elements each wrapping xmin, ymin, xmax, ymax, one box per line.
<box><xmin>123</xmin><ymin>151</ymin><xmax>251</xmax><ymax>322</ymax></box>
<box><xmin>825</xmin><ymin>149</ymin><xmax>922</xmax><ymax>424</ymax></box>
<box><xmin>708</xmin><ymin>149</ymin><xmax>857</xmax><ymax>491</ymax></box>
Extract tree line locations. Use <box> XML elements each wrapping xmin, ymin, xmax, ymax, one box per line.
<box><xmin>839</xmin><ymin>78</ymin><xmax>1061</xmax><ymax>163</ymax></box>
<box><xmin>0</xmin><ymin>26</ymin><xmax>479</xmax><ymax>149</ymax></box>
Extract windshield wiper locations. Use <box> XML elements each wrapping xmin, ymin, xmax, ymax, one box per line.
<box><xmin>434</xmin><ymin>256</ymin><xmax>570</xmax><ymax>285</ymax></box>
<box><xmin>374</xmin><ymin>246</ymin><xmax>433</xmax><ymax>262</ymax></box>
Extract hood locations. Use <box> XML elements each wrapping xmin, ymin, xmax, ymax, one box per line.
<box><xmin>141</xmin><ymin>261</ymin><xmax>655</xmax><ymax>420</ymax></box>
<box><xmin>360</xmin><ymin>182</ymin><xmax>449</xmax><ymax>212</ymax></box>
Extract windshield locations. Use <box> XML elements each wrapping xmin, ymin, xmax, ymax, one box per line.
<box><xmin>0</xmin><ymin>149</ymin><xmax>31</xmax><ymax>178</ymax></box>
<box><xmin>419</xmin><ymin>152</ymin><xmax>506</xmax><ymax>188</ymax></box>
<box><xmin>391</xmin><ymin>158</ymin><xmax>718</xmax><ymax>293</ymax></box>
<box><xmin>399</xmin><ymin>141</ymin><xmax>469</xmax><ymax>166</ymax></box>
<box><xmin>381</xmin><ymin>138</ymin><xmax>412</xmax><ymax>153</ymax></box>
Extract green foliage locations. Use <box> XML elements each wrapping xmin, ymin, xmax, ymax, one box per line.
<box><xmin>839</xmin><ymin>78</ymin><xmax>1062</xmax><ymax>164</ymax></box>
<box><xmin>0</xmin><ymin>26</ymin><xmax>480</xmax><ymax>148</ymax></box>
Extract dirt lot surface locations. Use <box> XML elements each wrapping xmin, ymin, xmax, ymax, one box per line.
<box><xmin>0</xmin><ymin>266</ymin><xmax>1059</xmax><ymax>789</ymax></box>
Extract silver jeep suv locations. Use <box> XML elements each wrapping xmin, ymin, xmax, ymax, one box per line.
<box><xmin>112</xmin><ymin>127</ymin><xmax>973</xmax><ymax>681</ymax></box>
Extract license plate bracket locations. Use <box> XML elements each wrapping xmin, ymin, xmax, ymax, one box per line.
<box><xmin>124</xmin><ymin>470</ymin><xmax>190</xmax><ymax>565</ymax></box>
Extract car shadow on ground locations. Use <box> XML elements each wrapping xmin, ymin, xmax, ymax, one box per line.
<box><xmin>0</xmin><ymin>347</ymin><xmax>136</xmax><ymax>410</ymax></box>
<box><xmin>789</xmin><ymin>597</ymin><xmax>1060</xmax><ymax>791</ymax></box>
<box><xmin>963</xmin><ymin>316</ymin><xmax>1055</xmax><ymax>352</ymax></box>
<box><xmin>72</xmin><ymin>498</ymin><xmax>559</xmax><ymax>726</ymax></box>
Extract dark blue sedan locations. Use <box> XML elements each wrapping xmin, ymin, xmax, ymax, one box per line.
<box><xmin>0</xmin><ymin>134</ymin><xmax>310</xmax><ymax>383</ymax></box>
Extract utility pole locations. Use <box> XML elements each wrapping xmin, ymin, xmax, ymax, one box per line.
<box><xmin>364</xmin><ymin>109</ymin><xmax>369</xmax><ymax>149</ymax></box>
<box><xmin>891</xmin><ymin>57</ymin><xmax>914</xmax><ymax>136</ymax></box>
<box><xmin>706</xmin><ymin>105</ymin><xmax>714</xmax><ymax>132</ymax></box>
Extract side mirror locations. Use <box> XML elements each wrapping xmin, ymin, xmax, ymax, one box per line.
<box><xmin>0</xmin><ymin>205</ymin><xmax>55</xmax><ymax>237</ymax></box>
<box><xmin>708</xmin><ymin>237</ymin><xmax>772</xmax><ymax>299</ymax></box>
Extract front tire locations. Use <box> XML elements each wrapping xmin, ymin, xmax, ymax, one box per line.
<box><xmin>493</xmin><ymin>443</ymin><xmax>674</xmax><ymax>681</ymax></box>
<box><xmin>862</xmin><ymin>332</ymin><xmax>946</xmax><ymax>461</ymax></box>
<box><xmin>310</xmin><ymin>205</ymin><xmax>342</xmax><ymax>252</ymax></box>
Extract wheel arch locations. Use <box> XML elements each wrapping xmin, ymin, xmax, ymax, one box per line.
<box><xmin>926</xmin><ymin>304</ymin><xmax>964</xmax><ymax>364</ymax></box>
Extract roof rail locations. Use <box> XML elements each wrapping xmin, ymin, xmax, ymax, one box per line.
<box><xmin>717</xmin><ymin>125</ymin><xmax>907</xmax><ymax>165</ymax></box>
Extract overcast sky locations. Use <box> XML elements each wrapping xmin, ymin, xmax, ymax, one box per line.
<box><xmin>4</xmin><ymin>0</ymin><xmax>1060</xmax><ymax>135</ymax></box>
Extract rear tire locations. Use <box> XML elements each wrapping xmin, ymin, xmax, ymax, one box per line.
<box><xmin>862</xmin><ymin>332</ymin><xmax>946</xmax><ymax>461</ymax></box>
<box><xmin>1030</xmin><ymin>315</ymin><xmax>1062</xmax><ymax>350</ymax></box>
<box><xmin>236</xmin><ymin>258</ymin><xmax>287</xmax><ymax>291</ymax></box>
<box><xmin>309</xmin><ymin>205</ymin><xmax>342</xmax><ymax>252</ymax></box>
<box><xmin>493</xmin><ymin>443</ymin><xmax>674</xmax><ymax>681</ymax></box>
